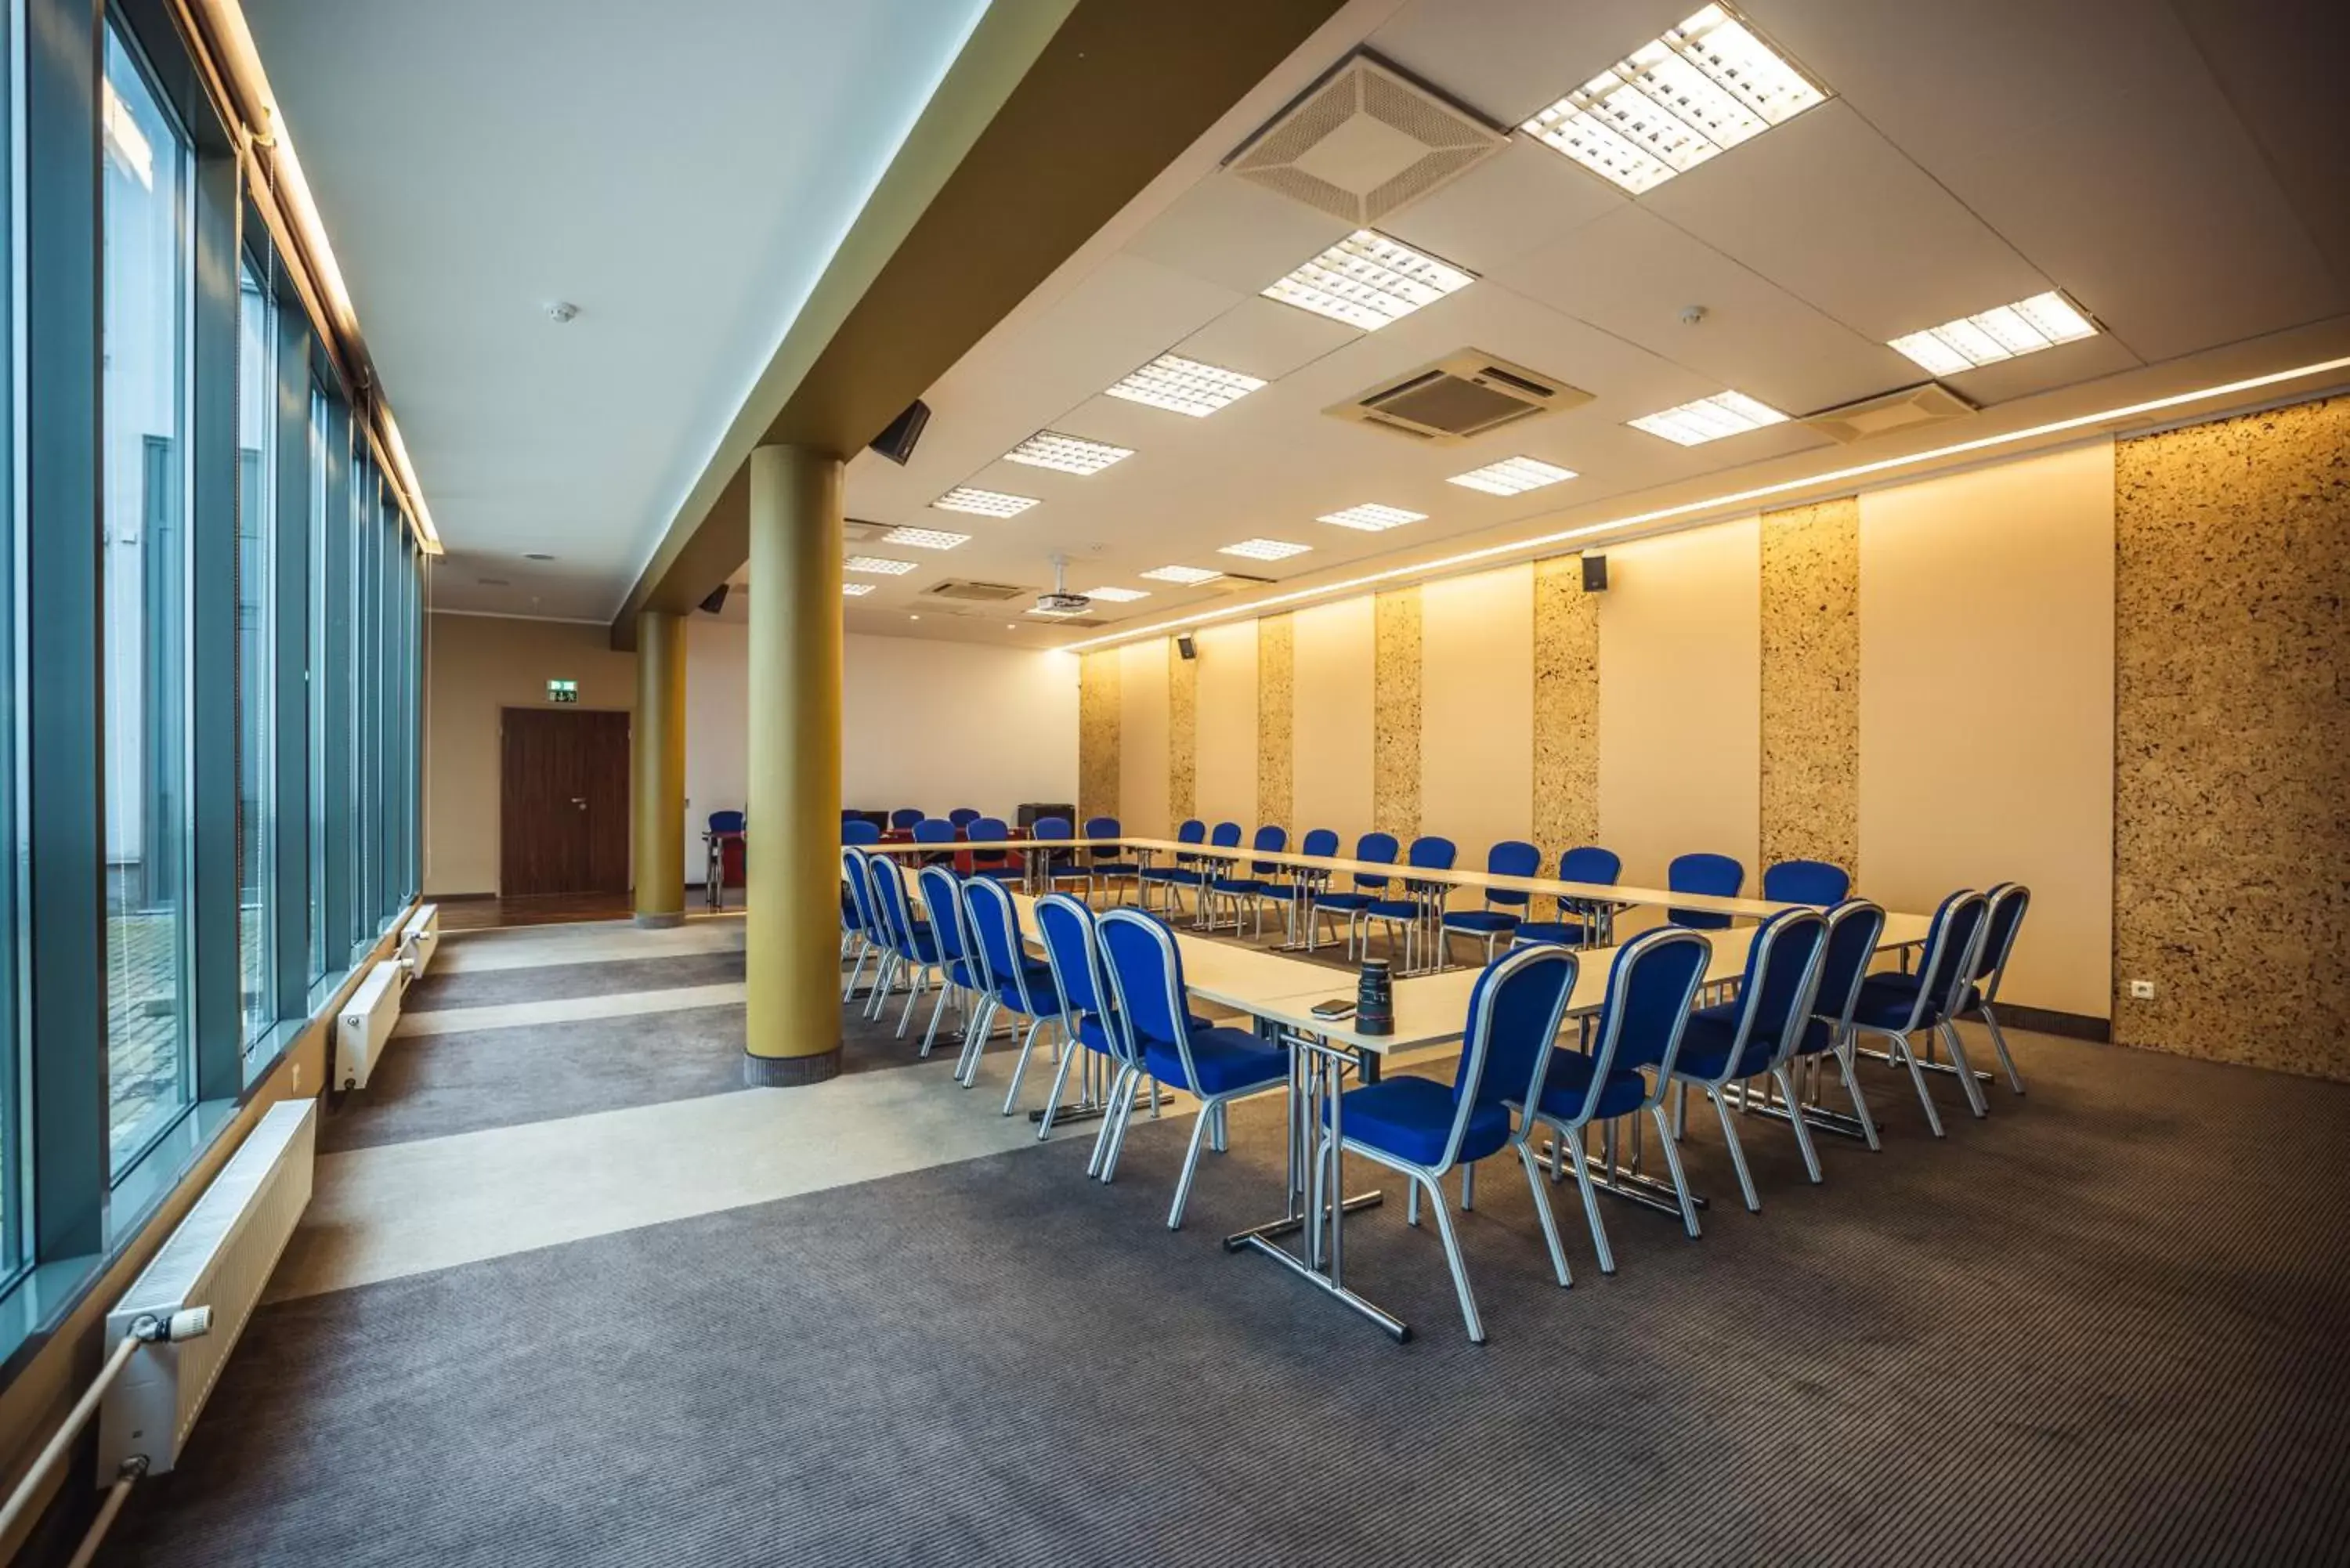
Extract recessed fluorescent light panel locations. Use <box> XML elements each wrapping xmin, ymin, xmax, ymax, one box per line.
<box><xmin>1139</xmin><ymin>565</ymin><xmax>1224</xmax><ymax>586</ymax></box>
<box><xmin>843</xmin><ymin>555</ymin><xmax>918</xmax><ymax>576</ymax></box>
<box><xmin>1081</xmin><ymin>585</ymin><xmax>1151</xmax><ymax>602</ymax></box>
<box><xmin>1219</xmin><ymin>538</ymin><xmax>1313</xmax><ymax>562</ymax></box>
<box><xmin>1318</xmin><ymin>503</ymin><xmax>1427</xmax><ymax>533</ymax></box>
<box><xmin>880</xmin><ymin>526</ymin><xmax>971</xmax><ymax>550</ymax></box>
<box><xmin>1448</xmin><ymin>457</ymin><xmax>1578</xmax><ymax>496</ymax></box>
<box><xmin>1103</xmin><ymin>353</ymin><xmax>1267</xmax><ymax>417</ymax></box>
<box><xmin>1629</xmin><ymin>389</ymin><xmax>1788</xmax><ymax>446</ymax></box>
<box><xmin>931</xmin><ymin>486</ymin><xmax>1039</xmax><ymax>518</ymax></box>
<box><xmin>841</xmin><ymin>583</ymin><xmax>876</xmax><ymax>598</ymax></box>
<box><xmin>1003</xmin><ymin>431</ymin><xmax>1134</xmax><ymax>475</ymax></box>
<box><xmin>1521</xmin><ymin>4</ymin><xmax>1829</xmax><ymax>195</ymax></box>
<box><xmin>1888</xmin><ymin>291</ymin><xmax>2099</xmax><ymax>376</ymax></box>
<box><xmin>1262</xmin><ymin>229</ymin><xmax>1476</xmax><ymax>331</ymax></box>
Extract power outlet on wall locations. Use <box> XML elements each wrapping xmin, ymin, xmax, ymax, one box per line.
<box><xmin>2128</xmin><ymin>979</ymin><xmax>2157</xmax><ymax>1001</ymax></box>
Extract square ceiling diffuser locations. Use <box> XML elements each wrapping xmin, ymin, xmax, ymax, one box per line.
<box><xmin>1228</xmin><ymin>50</ymin><xmax>1507</xmax><ymax>226</ymax></box>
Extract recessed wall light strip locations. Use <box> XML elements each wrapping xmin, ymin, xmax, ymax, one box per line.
<box><xmin>1064</xmin><ymin>354</ymin><xmax>2350</xmax><ymax>653</ymax></box>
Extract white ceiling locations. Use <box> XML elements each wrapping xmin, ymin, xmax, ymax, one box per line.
<box><xmin>241</xmin><ymin>0</ymin><xmax>992</xmax><ymax>621</ymax></box>
<box><xmin>814</xmin><ymin>0</ymin><xmax>2346</xmax><ymax>646</ymax></box>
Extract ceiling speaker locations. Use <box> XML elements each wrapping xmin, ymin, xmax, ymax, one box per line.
<box><xmin>1582</xmin><ymin>555</ymin><xmax>1607</xmax><ymax>593</ymax></box>
<box><xmin>1176</xmin><ymin>633</ymin><xmax>1197</xmax><ymax>661</ymax></box>
<box><xmin>699</xmin><ymin>583</ymin><xmax>730</xmax><ymax>615</ymax></box>
<box><xmin>870</xmin><ymin>400</ymin><xmax>930</xmax><ymax>466</ymax></box>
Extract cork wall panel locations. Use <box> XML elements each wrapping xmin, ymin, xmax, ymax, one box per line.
<box><xmin>1077</xmin><ymin>650</ymin><xmax>1121</xmax><ymax>829</ymax></box>
<box><xmin>1372</xmin><ymin>587</ymin><xmax>1423</xmax><ymax>838</ymax></box>
<box><xmin>1167</xmin><ymin>637</ymin><xmax>1197</xmax><ymax>823</ymax></box>
<box><xmin>1256</xmin><ymin>614</ymin><xmax>1295</xmax><ymax>832</ymax></box>
<box><xmin>1532</xmin><ymin>555</ymin><xmax>1600</xmax><ymax>854</ymax></box>
<box><xmin>2113</xmin><ymin>395</ymin><xmax>2350</xmax><ymax>1078</ymax></box>
<box><xmin>1759</xmin><ymin>497</ymin><xmax>1861</xmax><ymax>877</ymax></box>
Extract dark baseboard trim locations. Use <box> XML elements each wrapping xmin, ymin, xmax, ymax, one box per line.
<box><xmin>743</xmin><ymin>1047</ymin><xmax>842</xmax><ymax>1088</ymax></box>
<box><xmin>1994</xmin><ymin>1003</ymin><xmax>2109</xmax><ymax>1042</ymax></box>
<box><xmin>435</xmin><ymin>891</ymin><xmax>498</xmax><ymax>902</ymax></box>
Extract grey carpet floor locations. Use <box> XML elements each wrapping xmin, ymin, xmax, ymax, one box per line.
<box><xmin>106</xmin><ymin>1029</ymin><xmax>2350</xmax><ymax>1566</ymax></box>
<box><xmin>403</xmin><ymin>950</ymin><xmax>746</xmax><ymax>1012</ymax></box>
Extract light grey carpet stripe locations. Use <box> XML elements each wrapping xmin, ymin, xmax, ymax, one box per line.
<box><xmin>102</xmin><ymin>1029</ymin><xmax>2350</xmax><ymax>1566</ymax></box>
<box><xmin>403</xmin><ymin>951</ymin><xmax>747</xmax><ymax>1012</ymax></box>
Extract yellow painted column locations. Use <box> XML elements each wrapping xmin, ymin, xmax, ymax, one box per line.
<box><xmin>745</xmin><ymin>445</ymin><xmax>844</xmax><ymax>1085</ymax></box>
<box><xmin>631</xmin><ymin>609</ymin><xmax>688</xmax><ymax>927</ymax></box>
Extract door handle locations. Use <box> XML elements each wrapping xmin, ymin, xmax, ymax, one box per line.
<box><xmin>571</xmin><ymin>797</ymin><xmax>588</xmax><ymax>809</ymax></box>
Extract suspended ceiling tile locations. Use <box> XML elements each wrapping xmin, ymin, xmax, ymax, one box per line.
<box><xmin>1121</xmin><ymin>174</ymin><xmax>1359</xmax><ymax>298</ymax></box>
<box><xmin>1368</xmin><ymin>0</ymin><xmax>1698</xmax><ymax>128</ymax></box>
<box><xmin>1379</xmin><ymin>136</ymin><xmax>1629</xmax><ymax>279</ymax></box>
<box><xmin>1923</xmin><ymin>331</ymin><xmax>2146</xmax><ymax>408</ymax></box>
<box><xmin>1175</xmin><ymin>296</ymin><xmax>1362</xmax><ymax>382</ymax></box>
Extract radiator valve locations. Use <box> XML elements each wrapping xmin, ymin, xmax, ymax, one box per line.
<box><xmin>131</xmin><ymin>1306</ymin><xmax>213</xmax><ymax>1345</ymax></box>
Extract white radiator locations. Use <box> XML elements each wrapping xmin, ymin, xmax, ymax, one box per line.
<box><xmin>96</xmin><ymin>1100</ymin><xmax>316</xmax><ymax>1481</ymax></box>
<box><xmin>399</xmin><ymin>901</ymin><xmax>441</xmax><ymax>977</ymax></box>
<box><xmin>334</xmin><ymin>959</ymin><xmax>410</xmax><ymax>1089</ymax></box>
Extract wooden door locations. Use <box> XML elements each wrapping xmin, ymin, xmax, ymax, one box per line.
<box><xmin>500</xmin><ymin>708</ymin><xmax>632</xmax><ymax>896</ymax></box>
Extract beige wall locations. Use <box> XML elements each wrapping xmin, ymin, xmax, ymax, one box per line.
<box><xmin>1860</xmin><ymin>443</ymin><xmax>2117</xmax><ymax>1019</ymax></box>
<box><xmin>1118</xmin><ymin>637</ymin><xmax>1171</xmax><ymax>838</ymax></box>
<box><xmin>1422</xmin><ymin>563</ymin><xmax>1535</xmax><ymax>858</ymax></box>
<box><xmin>1291</xmin><ymin>596</ymin><xmax>1376</xmax><ymax>844</ymax></box>
<box><xmin>424</xmin><ymin>614</ymin><xmax>637</xmax><ymax>895</ymax></box>
<box><xmin>1192</xmin><ymin>620</ymin><xmax>1259</xmax><ymax>829</ymax></box>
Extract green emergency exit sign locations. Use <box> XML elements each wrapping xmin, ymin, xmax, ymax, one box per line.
<box><xmin>546</xmin><ymin>679</ymin><xmax>579</xmax><ymax>704</ymax></box>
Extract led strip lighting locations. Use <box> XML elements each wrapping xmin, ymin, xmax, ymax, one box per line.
<box><xmin>1061</xmin><ymin>356</ymin><xmax>2350</xmax><ymax>652</ymax></box>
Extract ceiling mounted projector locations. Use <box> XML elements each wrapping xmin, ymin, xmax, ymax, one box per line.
<box><xmin>1035</xmin><ymin>554</ymin><xmax>1088</xmax><ymax>616</ymax></box>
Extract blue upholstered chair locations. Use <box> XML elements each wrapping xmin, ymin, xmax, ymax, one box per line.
<box><xmin>1259</xmin><ymin>826</ymin><xmax>1338</xmax><ymax>943</ymax></box>
<box><xmin>1506</xmin><ymin>927</ymin><xmax>1712</xmax><ymax>1275</ymax></box>
<box><xmin>841</xmin><ymin>818</ymin><xmax>883</xmax><ymax>847</ymax></box>
<box><xmin>1667</xmin><ymin>908</ymin><xmax>1830</xmax><ymax>1211</ymax></box>
<box><xmin>947</xmin><ymin>807</ymin><xmax>982</xmax><ymax>829</ymax></box>
<box><xmin>1762</xmin><ymin>858</ymin><xmax>1851</xmax><ymax>906</ymax></box>
<box><xmin>965</xmin><ymin>815</ymin><xmax>1021</xmax><ymax>883</ymax></box>
<box><xmin>889</xmin><ymin>807</ymin><xmax>924</xmax><ymax>832</ymax></box>
<box><xmin>1358</xmin><ymin>835</ymin><xmax>1455</xmax><ymax>971</ymax></box>
<box><xmin>1320</xmin><ymin>945</ymin><xmax>1579</xmax><ymax>1342</ymax></box>
<box><xmin>1083</xmin><ymin>815</ymin><xmax>1139</xmax><ymax>904</ymax></box>
<box><xmin>1441</xmin><ymin>840</ymin><xmax>1542</xmax><ymax>967</ymax></box>
<box><xmin>1957</xmin><ymin>883</ymin><xmax>2031</xmax><ymax>1095</ymax></box>
<box><xmin>1667</xmin><ymin>852</ymin><xmax>1745</xmax><ymax>929</ymax></box>
<box><xmin>1032</xmin><ymin>894</ymin><xmax>1121</xmax><ymax>1146</ymax></box>
<box><xmin>1031</xmin><ymin>815</ymin><xmax>1090</xmax><ymax>894</ymax></box>
<box><xmin>1139</xmin><ymin>818</ymin><xmax>1207</xmax><ymax>913</ymax></box>
<box><xmin>866</xmin><ymin>853</ymin><xmax>944</xmax><ymax>1038</ymax></box>
<box><xmin>954</xmin><ymin>876</ymin><xmax>1063</xmax><ymax>1107</ymax></box>
<box><xmin>1313</xmin><ymin>832</ymin><xmax>1398</xmax><ymax>956</ymax></box>
<box><xmin>709</xmin><ymin>810</ymin><xmax>746</xmax><ymax>835</ymax></box>
<box><xmin>853</xmin><ymin>851</ymin><xmax>913</xmax><ymax>1019</ymax></box>
<box><xmin>1096</xmin><ymin>908</ymin><xmax>1289</xmax><ymax>1230</ymax></box>
<box><xmin>1516</xmin><ymin>845</ymin><xmax>1622</xmax><ymax>948</ymax></box>
<box><xmin>911</xmin><ymin>816</ymin><xmax>958</xmax><ymax>868</ymax></box>
<box><xmin>1849</xmin><ymin>889</ymin><xmax>1991</xmax><ymax>1136</ymax></box>
<box><xmin>1207</xmin><ymin>826</ymin><xmax>1286</xmax><ymax>937</ymax></box>
<box><xmin>840</xmin><ymin>848</ymin><xmax>884</xmax><ymax>993</ymax></box>
<box><xmin>914</xmin><ymin>863</ymin><xmax>985</xmax><ymax>1060</ymax></box>
<box><xmin>1784</xmin><ymin>898</ymin><xmax>1890</xmax><ymax>1156</ymax></box>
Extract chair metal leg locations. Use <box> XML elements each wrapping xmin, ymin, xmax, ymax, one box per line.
<box><xmin>842</xmin><ymin>944</ymin><xmax>871</xmax><ymax>1002</ymax></box>
<box><xmin>956</xmin><ymin>998</ymin><xmax>998</xmax><ymax>1086</ymax></box>
<box><xmin>1102</xmin><ymin>1071</ymin><xmax>1145</xmax><ymax>1183</ymax></box>
<box><xmin>1936</xmin><ymin>1019</ymin><xmax>1990</xmax><ymax>1118</ymax></box>
<box><xmin>1513</xmin><ymin>1138</ymin><xmax>1572</xmax><ymax>1288</ymax></box>
<box><xmin>1000</xmin><ymin>1017</ymin><xmax>1050</xmax><ymax>1115</ymax></box>
<box><xmin>1460</xmin><ymin>1160</ymin><xmax>1476</xmax><ymax>1210</ymax></box>
<box><xmin>1772</xmin><ymin>1066</ymin><xmax>1823</xmax><ymax>1182</ymax></box>
<box><xmin>1835</xmin><ymin>1039</ymin><xmax>1882</xmax><ymax>1151</ymax></box>
<box><xmin>1407</xmin><ymin>1181</ymin><xmax>1421</xmax><ymax>1227</ymax></box>
<box><xmin>895</xmin><ymin>967</ymin><xmax>927</xmax><ymax>1036</ymax></box>
<box><xmin>1976</xmin><ymin>1004</ymin><xmax>2026</xmax><ymax>1095</ymax></box>
<box><xmin>1705</xmin><ymin>1088</ymin><xmax>1761</xmax><ymax>1212</ymax></box>
<box><xmin>1417</xmin><ymin>1173</ymin><xmax>1486</xmax><ymax>1344</ymax></box>
<box><xmin>919</xmin><ymin>982</ymin><xmax>954</xmax><ymax>1057</ymax></box>
<box><xmin>1038</xmin><ymin>1042</ymin><xmax>1081</xmax><ymax>1138</ymax></box>
<box><xmin>1888</xmin><ymin>1029</ymin><xmax>1945</xmax><ymax>1137</ymax></box>
<box><xmin>1086</xmin><ymin>1065</ymin><xmax>1130</xmax><ymax>1176</ymax></box>
<box><xmin>1169</xmin><ymin>1099</ymin><xmax>1220</xmax><ymax>1230</ymax></box>
<box><xmin>1648</xmin><ymin>1103</ymin><xmax>1702</xmax><ymax>1238</ymax></box>
<box><xmin>1560</xmin><ymin>1130</ymin><xmax>1616</xmax><ymax>1274</ymax></box>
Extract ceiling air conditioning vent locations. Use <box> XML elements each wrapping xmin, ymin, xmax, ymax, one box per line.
<box><xmin>1802</xmin><ymin>383</ymin><xmax>1978</xmax><ymax>445</ymax></box>
<box><xmin>922</xmin><ymin>579</ymin><xmax>1029</xmax><ymax>602</ymax></box>
<box><xmin>1227</xmin><ymin>51</ymin><xmax>1506</xmax><ymax>226</ymax></box>
<box><xmin>1329</xmin><ymin>351</ymin><xmax>1592</xmax><ymax>445</ymax></box>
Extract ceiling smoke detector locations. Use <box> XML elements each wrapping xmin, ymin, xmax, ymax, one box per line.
<box><xmin>1227</xmin><ymin>50</ymin><xmax>1506</xmax><ymax>226</ymax></box>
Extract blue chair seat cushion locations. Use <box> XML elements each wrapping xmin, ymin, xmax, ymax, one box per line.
<box><xmin>1672</xmin><ymin>1004</ymin><xmax>1779</xmax><ymax>1082</ymax></box>
<box><xmin>1077</xmin><ymin>1010</ymin><xmax>1213</xmax><ymax>1055</ymax></box>
<box><xmin>1513</xmin><ymin>920</ymin><xmax>1593</xmax><ymax>946</ymax></box>
<box><xmin>1314</xmin><ymin>891</ymin><xmax>1379</xmax><ymax>912</ymax></box>
<box><xmin>992</xmin><ymin>960</ymin><xmax>1059</xmax><ymax>1013</ymax></box>
<box><xmin>1329</xmin><ymin>1078</ymin><xmax>1510</xmax><ymax>1166</ymax></box>
<box><xmin>946</xmin><ymin>959</ymin><xmax>982</xmax><ymax>990</ymax></box>
<box><xmin>1441</xmin><ymin>909</ymin><xmax>1520</xmax><ymax>934</ymax></box>
<box><xmin>1209</xmin><ymin>877</ymin><xmax>1266</xmax><ymax>895</ymax></box>
<box><xmin>1853</xmin><ymin>973</ymin><xmax>1932</xmax><ymax>1030</ymax></box>
<box><xmin>899</xmin><ymin>922</ymin><xmax>938</xmax><ymax>963</ymax></box>
<box><xmin>1363</xmin><ymin>898</ymin><xmax>1420</xmax><ymax>921</ymax></box>
<box><xmin>1143</xmin><ymin>1028</ymin><xmax>1286</xmax><ymax>1097</ymax></box>
<box><xmin>1531</xmin><ymin>1050</ymin><xmax>1649</xmax><ymax>1122</ymax></box>
<box><xmin>1090</xmin><ymin>860</ymin><xmax>1141</xmax><ymax>876</ymax></box>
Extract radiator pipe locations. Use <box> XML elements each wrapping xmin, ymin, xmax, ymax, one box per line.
<box><xmin>0</xmin><ymin>1309</ymin><xmax>210</xmax><ymax>1548</ymax></box>
<box><xmin>63</xmin><ymin>1459</ymin><xmax>146</xmax><ymax>1568</ymax></box>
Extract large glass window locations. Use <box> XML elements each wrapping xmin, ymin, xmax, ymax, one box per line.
<box><xmin>237</xmin><ymin>261</ymin><xmax>276</xmax><ymax>1046</ymax></box>
<box><xmin>99</xmin><ymin>23</ymin><xmax>194</xmax><ymax>1172</ymax></box>
<box><xmin>1</xmin><ymin>0</ymin><xmax>22</xmax><ymax>1279</ymax></box>
<box><xmin>306</xmin><ymin>387</ymin><xmax>330</xmax><ymax>981</ymax></box>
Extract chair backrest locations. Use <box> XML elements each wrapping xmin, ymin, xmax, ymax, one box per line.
<box><xmin>960</xmin><ymin>875</ymin><xmax>1047</xmax><ymax>1015</ymax></box>
<box><xmin>1249</xmin><ymin>823</ymin><xmax>1286</xmax><ymax>873</ymax></box>
<box><xmin>867</xmin><ymin>854</ymin><xmax>924</xmax><ymax>958</ymax></box>
<box><xmin>1697</xmin><ymin>907</ymin><xmax>1828</xmax><ymax>1082</ymax></box>
<box><xmin>1483</xmin><ymin>840</ymin><xmax>1542</xmax><ymax>910</ymax></box>
<box><xmin>1209</xmin><ymin>821</ymin><xmax>1243</xmax><ymax>850</ymax></box>
<box><xmin>1352</xmin><ymin>831</ymin><xmax>1399</xmax><ymax>891</ymax></box>
<box><xmin>1083</xmin><ymin>816</ymin><xmax>1123</xmax><ymax>862</ymax></box>
<box><xmin>1810</xmin><ymin>898</ymin><xmax>1887</xmax><ymax>1042</ymax></box>
<box><xmin>1668</xmin><ymin>851</ymin><xmax>1744</xmax><ymax>930</ymax></box>
<box><xmin>841</xmin><ymin>819</ymin><xmax>882</xmax><ymax>846</ymax></box>
<box><xmin>1909</xmin><ymin>888</ymin><xmax>1990</xmax><ymax>1028</ymax></box>
<box><xmin>1032</xmin><ymin>815</ymin><xmax>1072</xmax><ymax>840</ymax></box>
<box><xmin>708</xmin><ymin>810</ymin><xmax>746</xmax><ymax>835</ymax></box>
<box><xmin>1558</xmin><ymin>845</ymin><xmax>1621</xmax><ymax>886</ymax></box>
<box><xmin>841</xmin><ymin>849</ymin><xmax>883</xmax><ymax>939</ymax></box>
<box><xmin>1762</xmin><ymin>858</ymin><xmax>1851</xmax><ymax>906</ymax></box>
<box><xmin>1172</xmin><ymin>818</ymin><xmax>1206</xmax><ymax>864</ymax></box>
<box><xmin>912</xmin><ymin>818</ymin><xmax>956</xmax><ymax>844</ymax></box>
<box><xmin>947</xmin><ymin>807</ymin><xmax>982</xmax><ymax>829</ymax></box>
<box><xmin>1971</xmin><ymin>883</ymin><xmax>2031</xmax><ymax>998</ymax></box>
<box><xmin>1586</xmin><ymin>927</ymin><xmax>1713</xmax><ymax>1089</ymax></box>
<box><xmin>915</xmin><ymin>864</ymin><xmax>971</xmax><ymax>963</ymax></box>
<box><xmin>889</xmin><ymin>807</ymin><xmax>924</xmax><ymax>830</ymax></box>
<box><xmin>1032</xmin><ymin>892</ymin><xmax>1109</xmax><ymax>1043</ymax></box>
<box><xmin>1300</xmin><ymin>828</ymin><xmax>1340</xmax><ymax>858</ymax></box>
<box><xmin>1096</xmin><ymin>909</ymin><xmax>1200</xmax><ymax>1085</ymax></box>
<box><xmin>967</xmin><ymin>816</ymin><xmax>1014</xmax><ymax>870</ymax></box>
<box><xmin>1417</xmin><ymin>945</ymin><xmax>1578</xmax><ymax>1172</ymax></box>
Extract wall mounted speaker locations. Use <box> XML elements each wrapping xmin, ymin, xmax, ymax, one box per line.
<box><xmin>1176</xmin><ymin>633</ymin><xmax>1197</xmax><ymax>661</ymax></box>
<box><xmin>1582</xmin><ymin>554</ymin><xmax>1608</xmax><ymax>592</ymax></box>
<box><xmin>698</xmin><ymin>583</ymin><xmax>730</xmax><ymax>616</ymax></box>
<box><xmin>869</xmin><ymin>400</ymin><xmax>931</xmax><ymax>466</ymax></box>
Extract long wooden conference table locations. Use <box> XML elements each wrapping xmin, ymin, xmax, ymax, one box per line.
<box><xmin>882</xmin><ymin>837</ymin><xmax>1929</xmax><ymax>1343</ymax></box>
